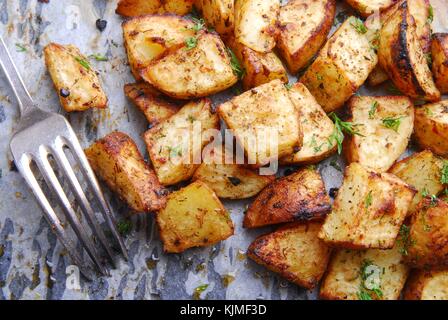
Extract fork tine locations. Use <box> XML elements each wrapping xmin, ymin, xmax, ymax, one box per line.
<box><xmin>17</xmin><ymin>154</ymin><xmax>94</xmax><ymax>281</ymax></box>
<box><xmin>35</xmin><ymin>145</ymin><xmax>109</xmax><ymax>276</ymax></box>
<box><xmin>62</xmin><ymin>135</ymin><xmax>129</xmax><ymax>260</ymax></box>
<box><xmin>50</xmin><ymin>137</ymin><xmax>116</xmax><ymax>267</ymax></box>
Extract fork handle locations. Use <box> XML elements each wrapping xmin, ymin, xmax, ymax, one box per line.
<box><xmin>0</xmin><ymin>36</ymin><xmax>34</xmax><ymax>115</ymax></box>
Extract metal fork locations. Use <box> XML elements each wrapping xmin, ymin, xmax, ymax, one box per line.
<box><xmin>0</xmin><ymin>36</ymin><xmax>128</xmax><ymax>278</ymax></box>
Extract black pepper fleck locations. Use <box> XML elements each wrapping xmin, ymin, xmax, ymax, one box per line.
<box><xmin>329</xmin><ymin>188</ymin><xmax>339</xmax><ymax>199</ymax></box>
<box><xmin>228</xmin><ymin>176</ymin><xmax>241</xmax><ymax>186</ymax></box>
<box><xmin>96</xmin><ymin>19</ymin><xmax>107</xmax><ymax>32</ymax></box>
<box><xmin>60</xmin><ymin>88</ymin><xmax>70</xmax><ymax>98</ymax></box>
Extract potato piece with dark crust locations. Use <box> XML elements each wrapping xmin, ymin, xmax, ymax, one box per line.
<box><xmin>156</xmin><ymin>180</ymin><xmax>234</xmax><ymax>253</ymax></box>
<box><xmin>247</xmin><ymin>222</ymin><xmax>332</xmax><ymax>289</ymax></box>
<box><xmin>124</xmin><ymin>82</ymin><xmax>179</xmax><ymax>126</ymax></box>
<box><xmin>280</xmin><ymin>83</ymin><xmax>337</xmax><ymax>165</ymax></box>
<box><xmin>414</xmin><ymin>100</ymin><xmax>448</xmax><ymax>157</ymax></box>
<box><xmin>300</xmin><ymin>16</ymin><xmax>378</xmax><ymax>112</ymax></box>
<box><xmin>378</xmin><ymin>1</ymin><xmax>440</xmax><ymax>101</ymax></box>
<box><xmin>405</xmin><ymin>197</ymin><xmax>448</xmax><ymax>269</ymax></box>
<box><xmin>218</xmin><ymin>79</ymin><xmax>302</xmax><ymax>167</ymax></box>
<box><xmin>344</xmin><ymin>95</ymin><xmax>414</xmax><ymax>173</ymax></box>
<box><xmin>143</xmin><ymin>98</ymin><xmax>219</xmax><ymax>186</ymax></box>
<box><xmin>243</xmin><ymin>167</ymin><xmax>331</xmax><ymax>228</ymax></box>
<box><xmin>44</xmin><ymin>43</ymin><xmax>107</xmax><ymax>112</ymax></box>
<box><xmin>320</xmin><ymin>244</ymin><xmax>409</xmax><ymax>300</ymax></box>
<box><xmin>122</xmin><ymin>15</ymin><xmax>195</xmax><ymax>80</ymax></box>
<box><xmin>432</xmin><ymin>33</ymin><xmax>448</xmax><ymax>94</ymax></box>
<box><xmin>319</xmin><ymin>162</ymin><xmax>416</xmax><ymax>249</ymax></box>
<box><xmin>225</xmin><ymin>36</ymin><xmax>288</xmax><ymax>90</ymax></box>
<box><xmin>234</xmin><ymin>0</ymin><xmax>280</xmax><ymax>53</ymax></box>
<box><xmin>277</xmin><ymin>0</ymin><xmax>336</xmax><ymax>74</ymax></box>
<box><xmin>389</xmin><ymin>150</ymin><xmax>446</xmax><ymax>213</ymax></box>
<box><xmin>195</xmin><ymin>0</ymin><xmax>234</xmax><ymax>37</ymax></box>
<box><xmin>192</xmin><ymin>145</ymin><xmax>275</xmax><ymax>199</ymax></box>
<box><xmin>85</xmin><ymin>131</ymin><xmax>167</xmax><ymax>212</ymax></box>
<box><xmin>403</xmin><ymin>269</ymin><xmax>448</xmax><ymax>300</ymax></box>
<box><xmin>116</xmin><ymin>0</ymin><xmax>194</xmax><ymax>17</ymax></box>
<box><xmin>141</xmin><ymin>32</ymin><xmax>238</xmax><ymax>99</ymax></box>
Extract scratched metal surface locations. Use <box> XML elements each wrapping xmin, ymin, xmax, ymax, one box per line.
<box><xmin>0</xmin><ymin>0</ymin><xmax>446</xmax><ymax>300</ymax></box>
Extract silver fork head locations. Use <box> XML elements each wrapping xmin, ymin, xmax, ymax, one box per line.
<box><xmin>10</xmin><ymin>109</ymin><xmax>128</xmax><ymax>278</ymax></box>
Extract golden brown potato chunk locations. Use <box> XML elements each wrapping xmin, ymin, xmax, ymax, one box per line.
<box><xmin>143</xmin><ymin>98</ymin><xmax>219</xmax><ymax>186</ymax></box>
<box><xmin>195</xmin><ymin>0</ymin><xmax>234</xmax><ymax>36</ymax></box>
<box><xmin>218</xmin><ymin>79</ymin><xmax>302</xmax><ymax>167</ymax></box>
<box><xmin>345</xmin><ymin>0</ymin><xmax>399</xmax><ymax>17</ymax></box>
<box><xmin>234</xmin><ymin>0</ymin><xmax>280</xmax><ymax>53</ymax></box>
<box><xmin>414</xmin><ymin>100</ymin><xmax>448</xmax><ymax>157</ymax></box>
<box><xmin>320</xmin><ymin>244</ymin><xmax>409</xmax><ymax>300</ymax></box>
<box><xmin>116</xmin><ymin>0</ymin><xmax>194</xmax><ymax>17</ymax></box>
<box><xmin>247</xmin><ymin>222</ymin><xmax>332</xmax><ymax>289</ymax></box>
<box><xmin>44</xmin><ymin>43</ymin><xmax>107</xmax><ymax>112</ymax></box>
<box><xmin>225</xmin><ymin>36</ymin><xmax>288</xmax><ymax>90</ymax></box>
<box><xmin>192</xmin><ymin>145</ymin><xmax>275</xmax><ymax>199</ymax></box>
<box><xmin>244</xmin><ymin>167</ymin><xmax>331</xmax><ymax>228</ymax></box>
<box><xmin>141</xmin><ymin>32</ymin><xmax>238</xmax><ymax>99</ymax></box>
<box><xmin>122</xmin><ymin>15</ymin><xmax>195</xmax><ymax>80</ymax></box>
<box><xmin>319</xmin><ymin>162</ymin><xmax>416</xmax><ymax>249</ymax></box>
<box><xmin>277</xmin><ymin>0</ymin><xmax>336</xmax><ymax>74</ymax></box>
<box><xmin>85</xmin><ymin>131</ymin><xmax>166</xmax><ymax>212</ymax></box>
<box><xmin>389</xmin><ymin>150</ymin><xmax>446</xmax><ymax>213</ymax></box>
<box><xmin>124</xmin><ymin>82</ymin><xmax>179</xmax><ymax>126</ymax></box>
<box><xmin>280</xmin><ymin>83</ymin><xmax>337</xmax><ymax>165</ymax></box>
<box><xmin>432</xmin><ymin>33</ymin><xmax>448</xmax><ymax>94</ymax></box>
<box><xmin>378</xmin><ymin>1</ymin><xmax>440</xmax><ymax>101</ymax></box>
<box><xmin>403</xmin><ymin>269</ymin><xmax>448</xmax><ymax>300</ymax></box>
<box><xmin>156</xmin><ymin>180</ymin><xmax>234</xmax><ymax>253</ymax></box>
<box><xmin>344</xmin><ymin>96</ymin><xmax>414</xmax><ymax>172</ymax></box>
<box><xmin>300</xmin><ymin>16</ymin><xmax>378</xmax><ymax>112</ymax></box>
<box><xmin>405</xmin><ymin>197</ymin><xmax>448</xmax><ymax>269</ymax></box>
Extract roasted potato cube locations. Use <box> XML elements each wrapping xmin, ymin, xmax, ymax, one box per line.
<box><xmin>319</xmin><ymin>162</ymin><xmax>416</xmax><ymax>249</ymax></box>
<box><xmin>345</xmin><ymin>0</ymin><xmax>399</xmax><ymax>17</ymax></box>
<box><xmin>432</xmin><ymin>33</ymin><xmax>448</xmax><ymax>94</ymax></box>
<box><xmin>403</xmin><ymin>269</ymin><xmax>448</xmax><ymax>300</ymax></box>
<box><xmin>414</xmin><ymin>100</ymin><xmax>448</xmax><ymax>157</ymax></box>
<box><xmin>281</xmin><ymin>83</ymin><xmax>337</xmax><ymax>165</ymax></box>
<box><xmin>195</xmin><ymin>0</ymin><xmax>234</xmax><ymax>36</ymax></box>
<box><xmin>344</xmin><ymin>96</ymin><xmax>414</xmax><ymax>173</ymax></box>
<box><xmin>122</xmin><ymin>15</ymin><xmax>195</xmax><ymax>80</ymax></box>
<box><xmin>277</xmin><ymin>0</ymin><xmax>336</xmax><ymax>74</ymax></box>
<box><xmin>300</xmin><ymin>16</ymin><xmax>378</xmax><ymax>112</ymax></box>
<box><xmin>141</xmin><ymin>32</ymin><xmax>238</xmax><ymax>99</ymax></box>
<box><xmin>247</xmin><ymin>222</ymin><xmax>332</xmax><ymax>289</ymax></box>
<box><xmin>225</xmin><ymin>36</ymin><xmax>288</xmax><ymax>90</ymax></box>
<box><xmin>143</xmin><ymin>98</ymin><xmax>219</xmax><ymax>186</ymax></box>
<box><xmin>218</xmin><ymin>79</ymin><xmax>302</xmax><ymax>167</ymax></box>
<box><xmin>124</xmin><ymin>82</ymin><xmax>179</xmax><ymax>126</ymax></box>
<box><xmin>156</xmin><ymin>180</ymin><xmax>234</xmax><ymax>253</ymax></box>
<box><xmin>44</xmin><ymin>43</ymin><xmax>107</xmax><ymax>112</ymax></box>
<box><xmin>389</xmin><ymin>150</ymin><xmax>446</xmax><ymax>213</ymax></box>
<box><xmin>320</xmin><ymin>244</ymin><xmax>409</xmax><ymax>300</ymax></box>
<box><xmin>192</xmin><ymin>145</ymin><xmax>275</xmax><ymax>199</ymax></box>
<box><xmin>405</xmin><ymin>197</ymin><xmax>448</xmax><ymax>269</ymax></box>
<box><xmin>244</xmin><ymin>167</ymin><xmax>331</xmax><ymax>228</ymax></box>
<box><xmin>116</xmin><ymin>0</ymin><xmax>194</xmax><ymax>17</ymax></box>
<box><xmin>234</xmin><ymin>0</ymin><xmax>280</xmax><ymax>53</ymax></box>
<box><xmin>85</xmin><ymin>131</ymin><xmax>166</xmax><ymax>212</ymax></box>
<box><xmin>378</xmin><ymin>1</ymin><xmax>440</xmax><ymax>101</ymax></box>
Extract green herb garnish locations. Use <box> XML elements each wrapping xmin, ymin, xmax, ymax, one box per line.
<box><xmin>15</xmin><ymin>43</ymin><xmax>27</xmax><ymax>52</ymax></box>
<box><xmin>89</xmin><ymin>53</ymin><xmax>108</xmax><ymax>61</ymax></box>
<box><xmin>397</xmin><ymin>224</ymin><xmax>415</xmax><ymax>256</ymax></box>
<box><xmin>357</xmin><ymin>259</ymin><xmax>383</xmax><ymax>300</ymax></box>
<box><xmin>441</xmin><ymin>161</ymin><xmax>448</xmax><ymax>184</ymax></box>
<box><xmin>193</xmin><ymin>284</ymin><xmax>209</xmax><ymax>300</ymax></box>
<box><xmin>365</xmin><ymin>190</ymin><xmax>373</xmax><ymax>208</ymax></box>
<box><xmin>350</xmin><ymin>18</ymin><xmax>368</xmax><ymax>34</ymax></box>
<box><xmin>167</xmin><ymin>146</ymin><xmax>182</xmax><ymax>158</ymax></box>
<box><xmin>190</xmin><ymin>18</ymin><xmax>206</xmax><ymax>32</ymax></box>
<box><xmin>369</xmin><ymin>101</ymin><xmax>378</xmax><ymax>119</ymax></box>
<box><xmin>284</xmin><ymin>83</ymin><xmax>293</xmax><ymax>90</ymax></box>
<box><xmin>316</xmin><ymin>73</ymin><xmax>323</xmax><ymax>81</ymax></box>
<box><xmin>327</xmin><ymin>112</ymin><xmax>364</xmax><ymax>154</ymax></box>
<box><xmin>226</xmin><ymin>47</ymin><xmax>245</xmax><ymax>79</ymax></box>
<box><xmin>117</xmin><ymin>219</ymin><xmax>132</xmax><ymax>236</ymax></box>
<box><xmin>75</xmin><ymin>56</ymin><xmax>90</xmax><ymax>70</ymax></box>
<box><xmin>381</xmin><ymin>116</ymin><xmax>404</xmax><ymax>132</ymax></box>
<box><xmin>428</xmin><ymin>4</ymin><xmax>434</xmax><ymax>23</ymax></box>
<box><xmin>185</xmin><ymin>37</ymin><xmax>198</xmax><ymax>50</ymax></box>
